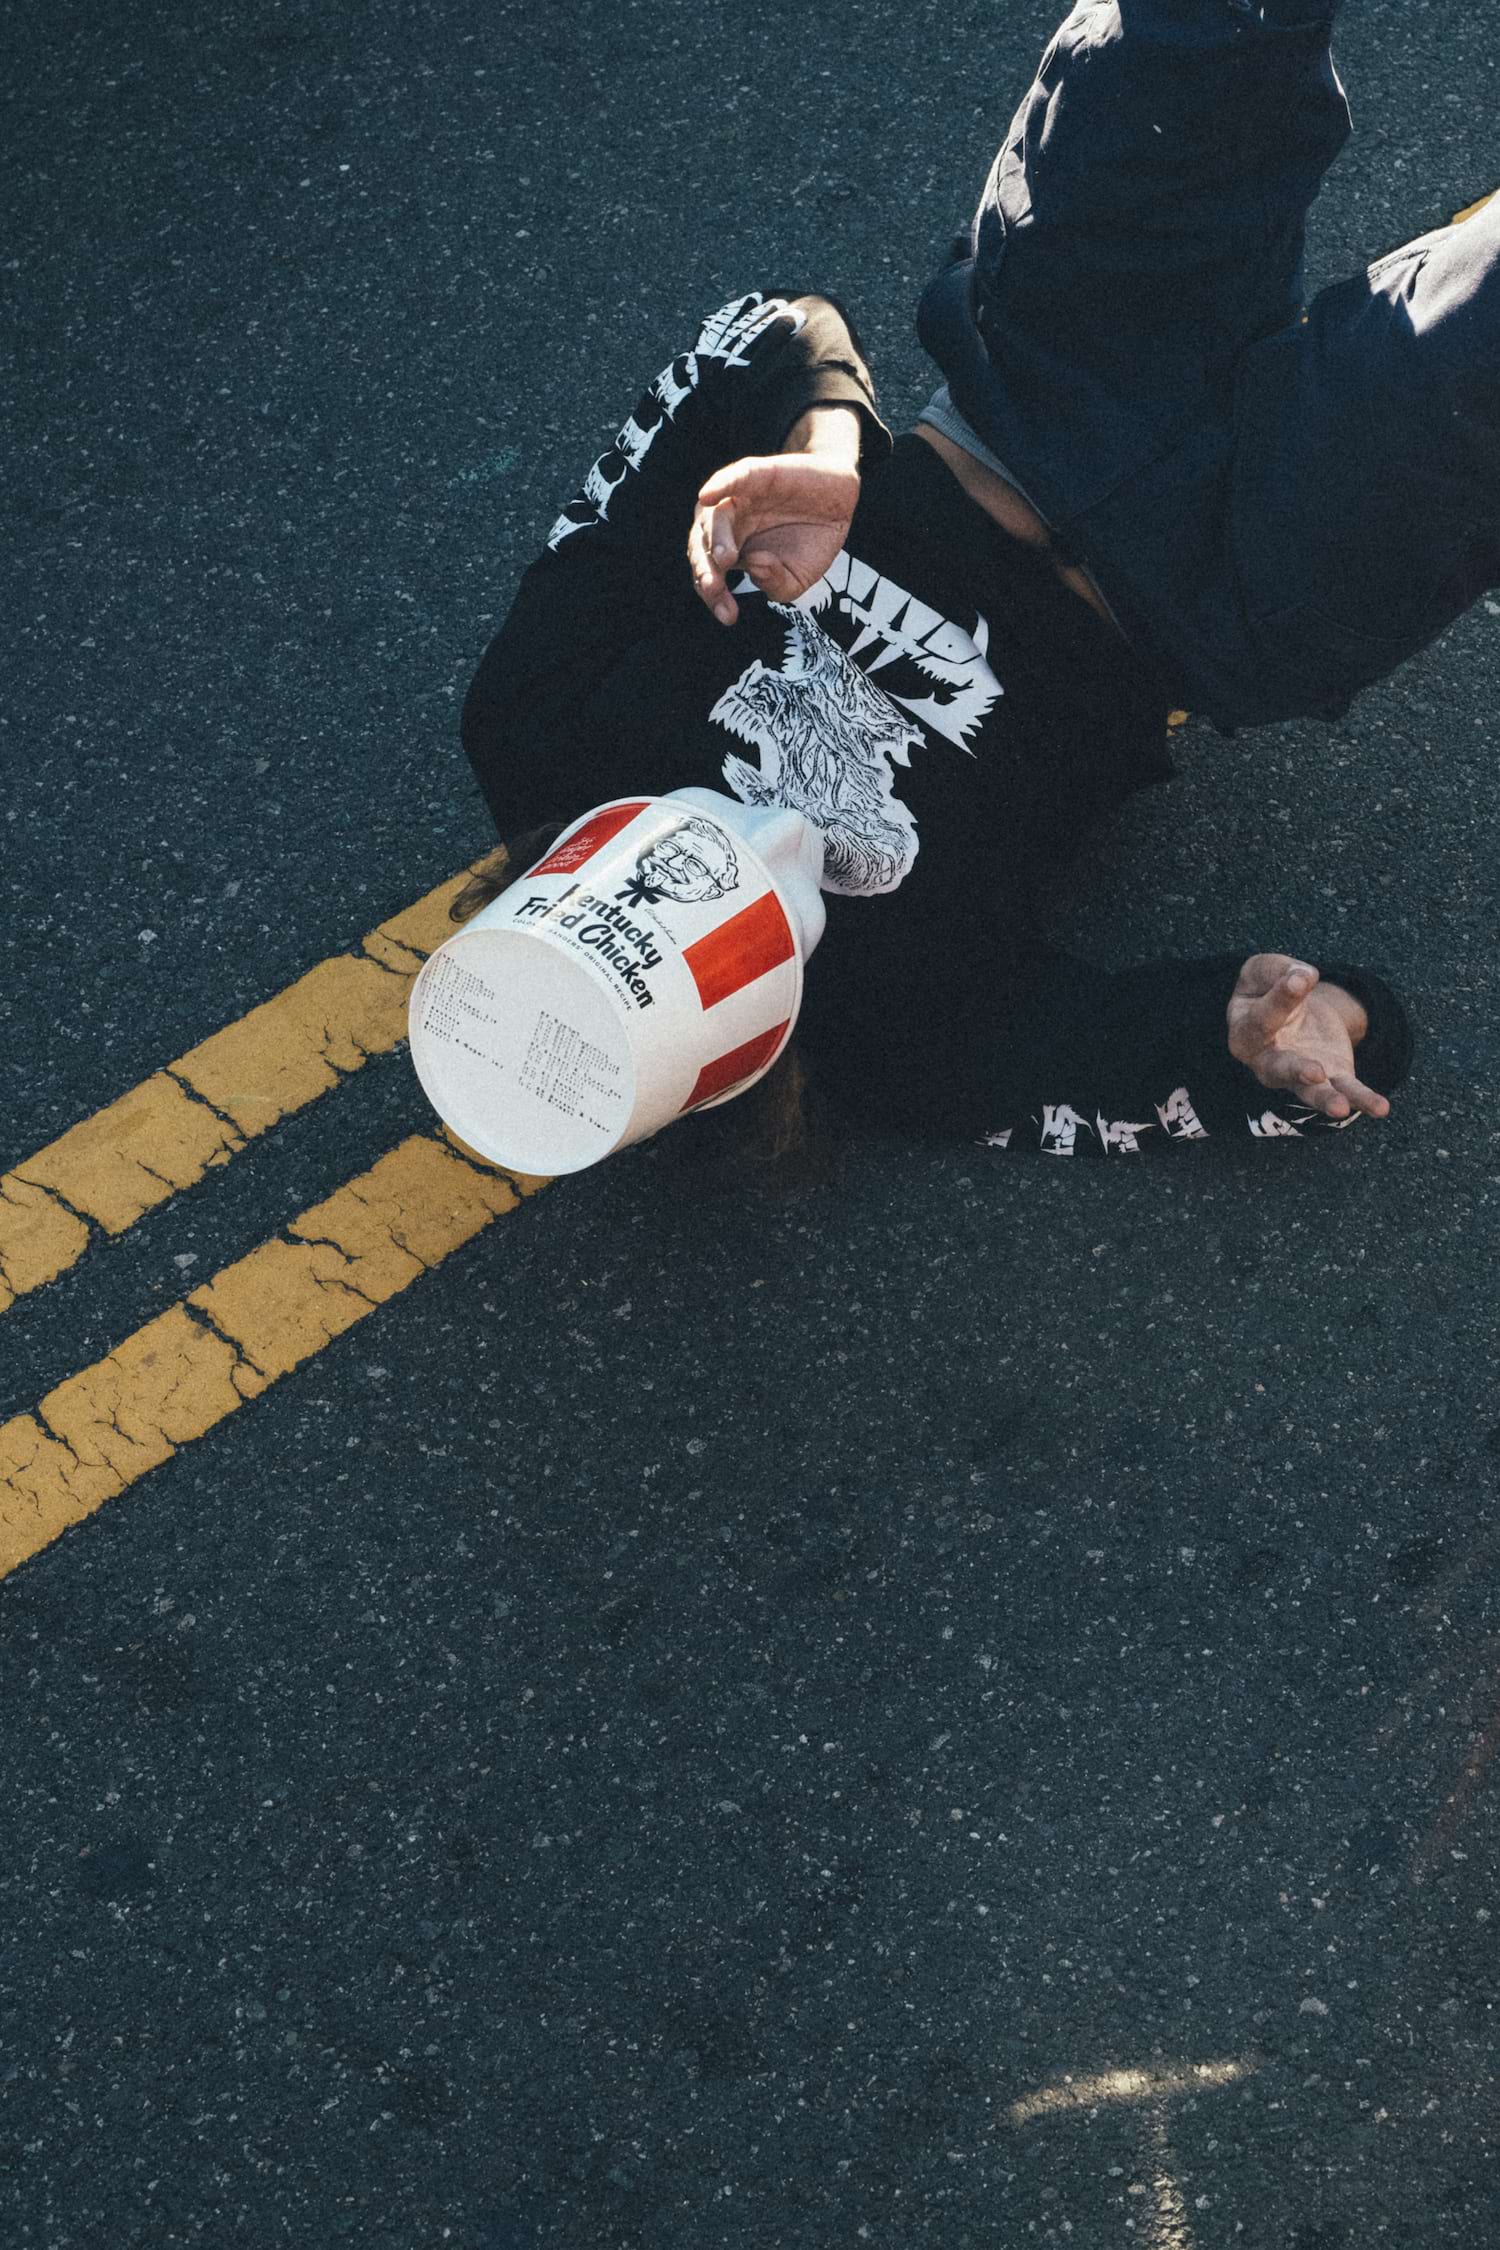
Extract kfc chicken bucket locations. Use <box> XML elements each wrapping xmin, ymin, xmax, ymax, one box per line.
<box><xmin>407</xmin><ymin>789</ymin><xmax>827</xmax><ymax>1175</ymax></box>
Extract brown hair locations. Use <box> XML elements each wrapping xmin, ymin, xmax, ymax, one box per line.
<box><xmin>449</xmin><ymin>825</ymin><xmax>836</xmax><ymax>1193</ymax></box>
<box><xmin>447</xmin><ymin>826</ymin><xmax>567</xmax><ymax>928</ymax></box>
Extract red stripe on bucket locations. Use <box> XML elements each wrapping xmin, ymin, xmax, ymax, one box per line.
<box><xmin>681</xmin><ymin>1021</ymin><xmax>792</xmax><ymax>1112</ymax></box>
<box><xmin>529</xmin><ymin>801</ymin><xmax>648</xmax><ymax>877</ymax></box>
<box><xmin>682</xmin><ymin>890</ymin><xmax>795</xmax><ymax>1011</ymax></box>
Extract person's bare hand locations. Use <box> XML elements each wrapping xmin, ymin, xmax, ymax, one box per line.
<box><xmin>689</xmin><ymin>413</ymin><xmax>861</xmax><ymax>624</ymax></box>
<box><xmin>1227</xmin><ymin>953</ymin><xmax>1390</xmax><ymax>1123</ymax></box>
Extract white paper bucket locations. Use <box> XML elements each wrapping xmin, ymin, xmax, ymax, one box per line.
<box><xmin>407</xmin><ymin>789</ymin><xmax>827</xmax><ymax>1175</ymax></box>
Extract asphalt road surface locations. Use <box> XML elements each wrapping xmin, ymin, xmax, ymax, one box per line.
<box><xmin>5</xmin><ymin>1</ymin><xmax>1500</xmax><ymax>2243</ymax></box>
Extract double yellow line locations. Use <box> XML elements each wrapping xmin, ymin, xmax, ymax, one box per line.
<box><xmin>21</xmin><ymin>181</ymin><xmax>1487</xmax><ymax>1584</ymax></box>
<box><xmin>1</xmin><ymin>866</ymin><xmax>547</xmax><ymax>1581</ymax></box>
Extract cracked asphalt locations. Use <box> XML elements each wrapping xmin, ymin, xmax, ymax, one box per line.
<box><xmin>4</xmin><ymin>1</ymin><xmax>1500</xmax><ymax>2244</ymax></box>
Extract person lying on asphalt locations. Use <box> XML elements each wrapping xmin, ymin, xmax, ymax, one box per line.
<box><xmin>458</xmin><ymin>288</ymin><xmax>1408</xmax><ymax>1158</ymax></box>
<box><xmin>457</xmin><ymin>0</ymin><xmax>1500</xmax><ymax>1158</ymax></box>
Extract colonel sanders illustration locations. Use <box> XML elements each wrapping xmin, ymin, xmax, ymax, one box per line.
<box><xmin>617</xmin><ymin>815</ymin><xmax>741</xmax><ymax>909</ymax></box>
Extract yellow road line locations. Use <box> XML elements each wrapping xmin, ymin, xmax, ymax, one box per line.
<box><xmin>0</xmin><ymin>868</ymin><xmax>482</xmax><ymax>1315</ymax></box>
<box><xmin>0</xmin><ymin>1132</ymin><xmax>547</xmax><ymax>1581</ymax></box>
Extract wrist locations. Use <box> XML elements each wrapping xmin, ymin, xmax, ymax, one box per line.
<box><xmin>783</xmin><ymin>404</ymin><xmax>862</xmax><ymax>469</ymax></box>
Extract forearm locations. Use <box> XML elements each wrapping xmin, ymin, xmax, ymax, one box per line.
<box><xmin>470</xmin><ymin>295</ymin><xmax>873</xmax><ymax>727</ymax></box>
<box><xmin>978</xmin><ymin>952</ymin><xmax>1407</xmax><ymax>1151</ymax></box>
<box><xmin>811</xmin><ymin>944</ymin><xmax>1410</xmax><ymax>1155</ymax></box>
<box><xmin>969</xmin><ymin>951</ymin><xmax>1280</xmax><ymax>1153</ymax></box>
<box><xmin>781</xmin><ymin>403</ymin><xmax>863</xmax><ymax>468</ymax></box>
<box><xmin>533</xmin><ymin>295</ymin><xmax>885</xmax><ymax>606</ymax></box>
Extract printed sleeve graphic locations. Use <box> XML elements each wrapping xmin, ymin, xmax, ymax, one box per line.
<box><xmin>546</xmin><ymin>357</ymin><xmax>700</xmax><ymax>551</ymax></box>
<box><xmin>1038</xmin><ymin>1104</ymin><xmax>1090</xmax><ymax>1157</ymax></box>
<box><xmin>973</xmin><ymin>1078</ymin><xmax>1366</xmax><ymax>1156</ymax></box>
<box><xmin>1155</xmin><ymin>1086</ymin><xmax>1208</xmax><ymax>1141</ymax></box>
<box><xmin>545</xmin><ymin>295</ymin><xmax>801</xmax><ymax>552</ymax></box>
<box><xmin>693</xmin><ymin>294</ymin><xmax>805</xmax><ymax>367</ymax></box>
<box><xmin>1096</xmin><ymin>1113</ymin><xmax>1156</xmax><ymax>1155</ymax></box>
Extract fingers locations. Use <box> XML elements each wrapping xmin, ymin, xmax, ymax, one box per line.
<box><xmin>1251</xmin><ymin>1043</ymin><xmax>1328</xmax><ymax>1101</ymax></box>
<box><xmin>696</xmin><ymin>458</ymin><xmax>755</xmax><ymax>510</ymax></box>
<box><xmin>1258</xmin><ymin>1049</ymin><xmax>1391</xmax><ymax>1123</ymax></box>
<box><xmin>1233</xmin><ymin>951</ymin><xmax>1297</xmax><ymax>1002</ymax></box>
<box><xmin>1293</xmin><ymin>1065</ymin><xmax>1350</xmax><ymax>1122</ymax></box>
<box><xmin>1229</xmin><ymin>959</ymin><xmax>1319</xmax><ymax>1062</ymax></box>
<box><xmin>1256</xmin><ymin>959</ymin><xmax>1319</xmax><ymax>1043</ymax></box>
<box><xmin>1327</xmin><ymin>1070</ymin><xmax>1391</xmax><ymax>1122</ymax></box>
<box><xmin>688</xmin><ymin>497</ymin><xmax>810</xmax><ymax>616</ymax></box>
<box><xmin>689</xmin><ymin>499</ymin><xmax>738</xmax><ymax>625</ymax></box>
<box><xmin>736</xmin><ymin>541</ymin><xmax>798</xmax><ymax>602</ymax></box>
<box><xmin>1231</xmin><ymin>948</ymin><xmax>1395</xmax><ymax>1130</ymax></box>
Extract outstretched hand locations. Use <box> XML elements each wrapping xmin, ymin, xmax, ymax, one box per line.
<box><xmin>689</xmin><ymin>407</ymin><xmax>862</xmax><ymax>625</ymax></box>
<box><xmin>1227</xmin><ymin>953</ymin><xmax>1390</xmax><ymax>1123</ymax></box>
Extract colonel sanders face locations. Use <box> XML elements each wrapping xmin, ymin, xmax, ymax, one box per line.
<box><xmin>621</xmin><ymin>816</ymin><xmax>740</xmax><ymax>907</ymax></box>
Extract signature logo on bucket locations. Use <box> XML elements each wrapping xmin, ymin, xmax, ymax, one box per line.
<box><xmin>616</xmin><ymin>815</ymin><xmax>740</xmax><ymax>910</ymax></box>
<box><xmin>512</xmin><ymin>884</ymin><xmax>666</xmax><ymax>1010</ymax></box>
